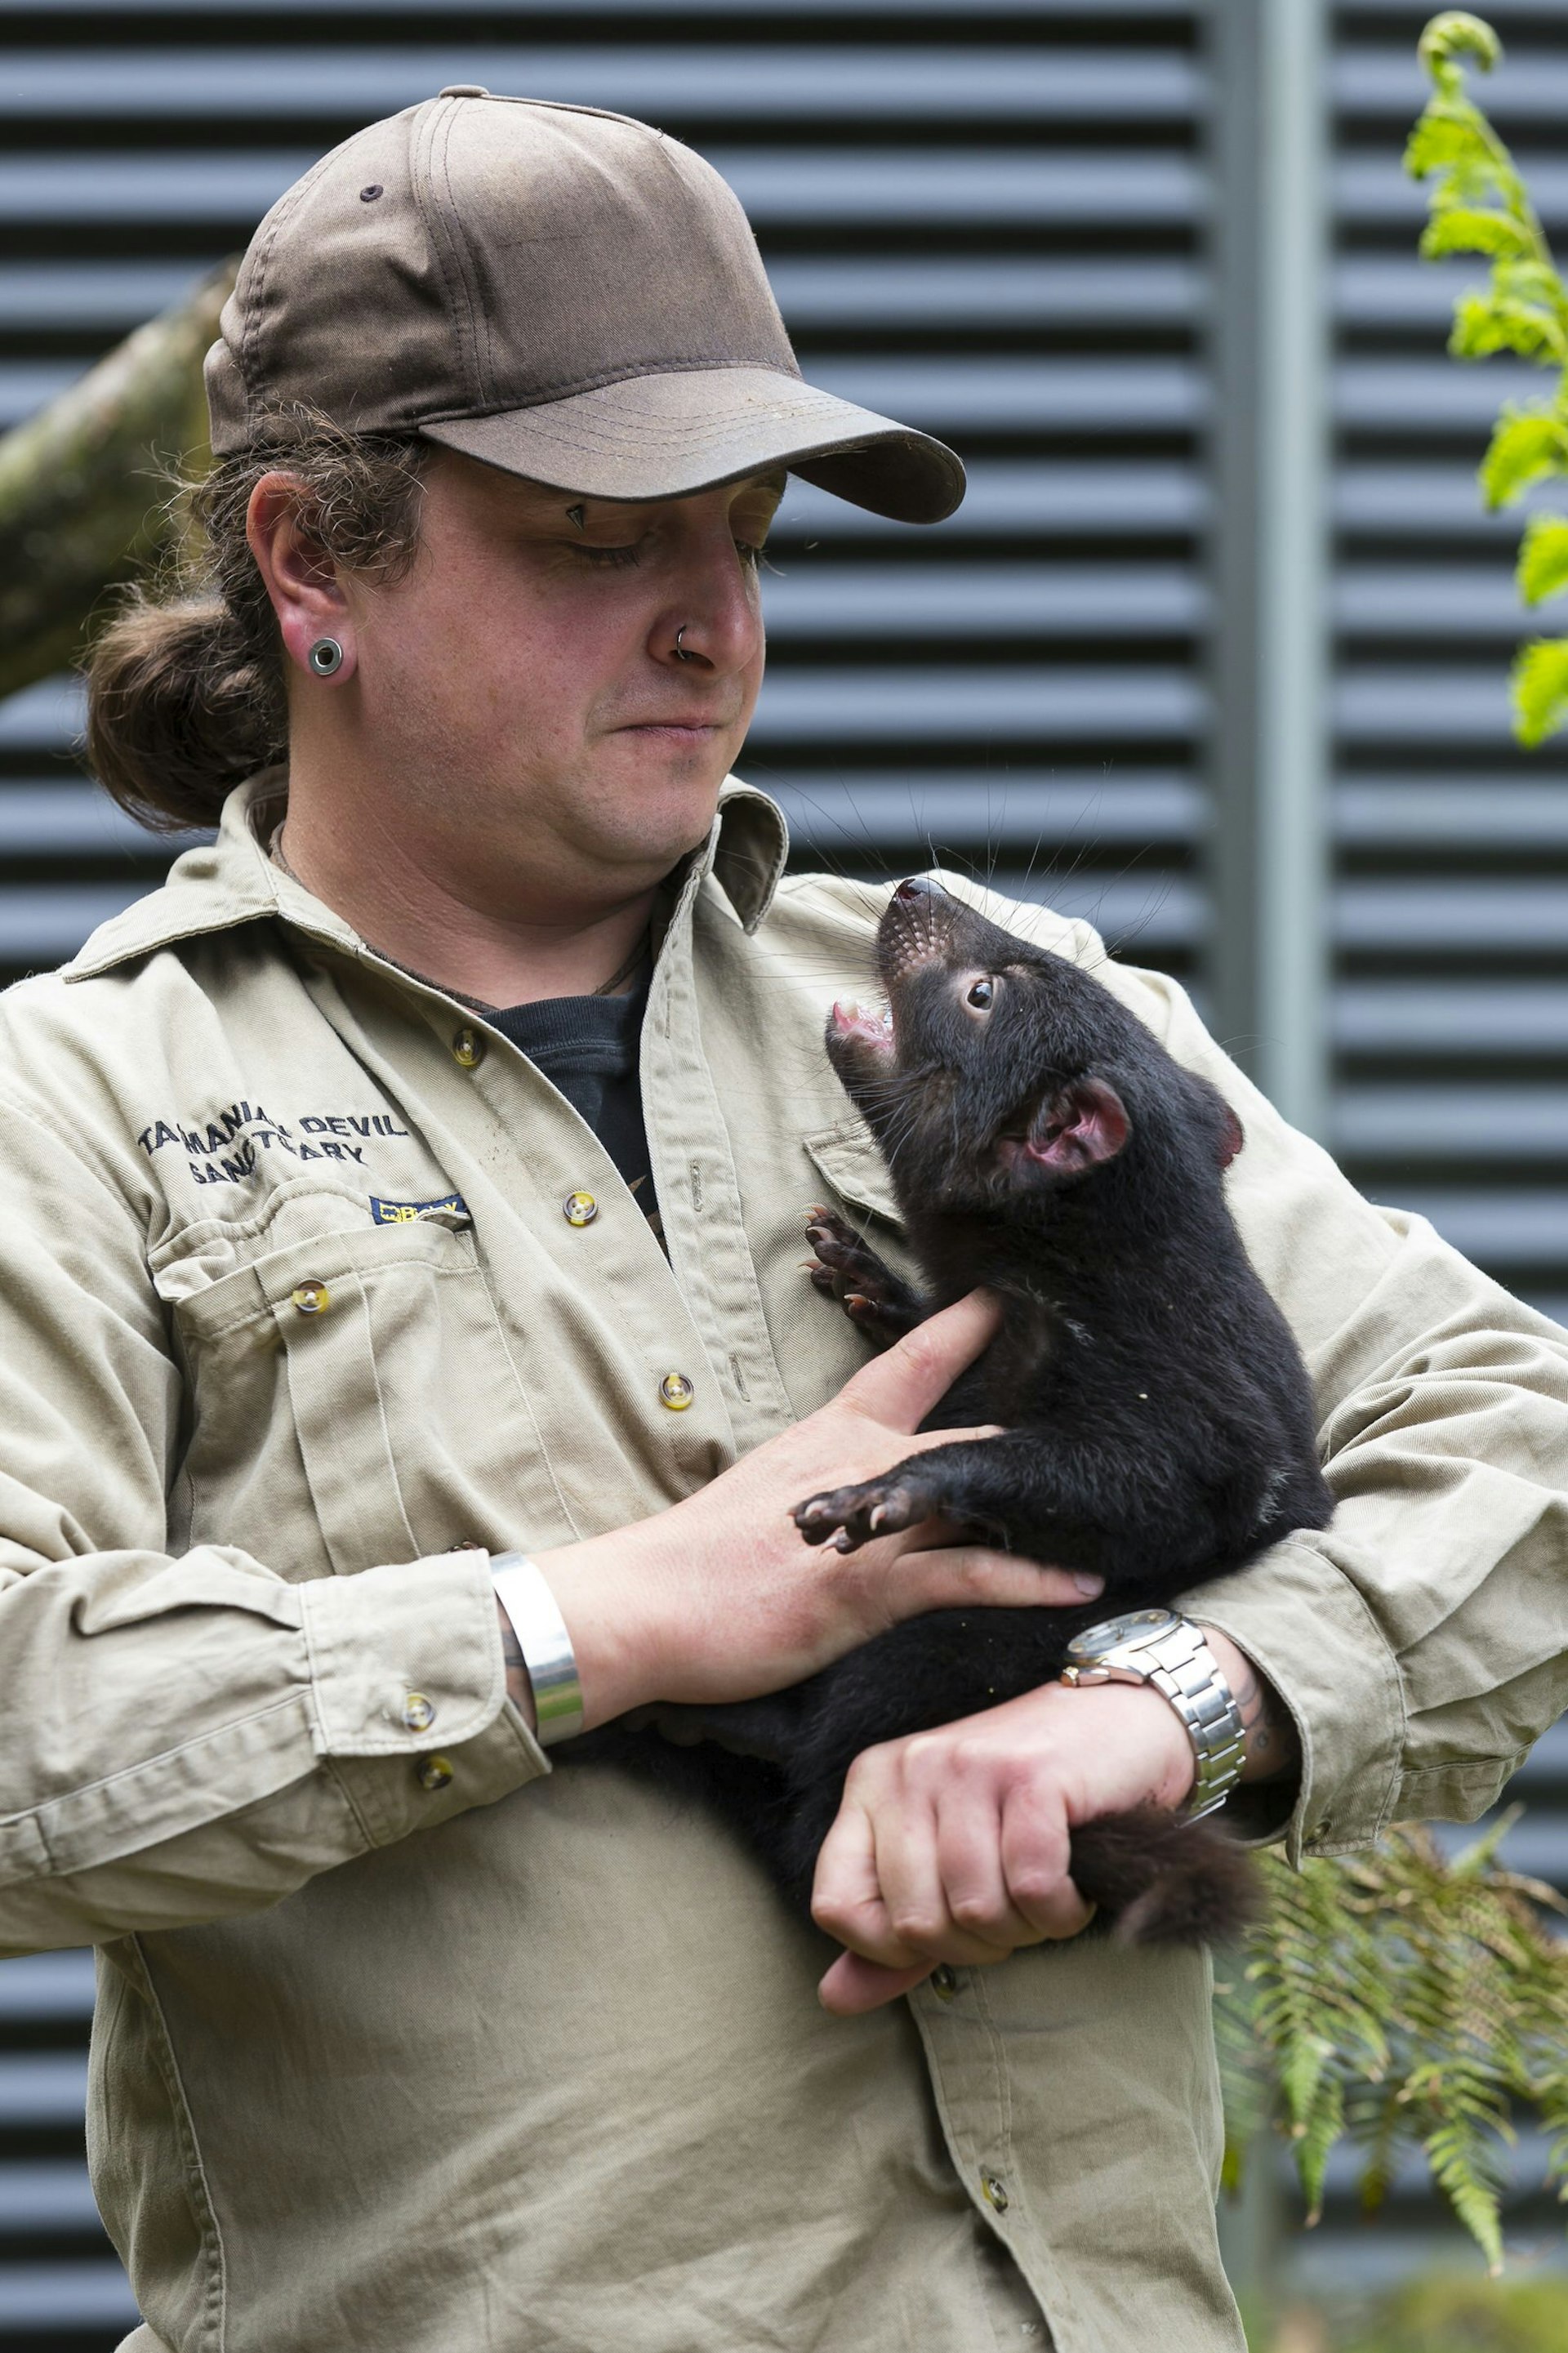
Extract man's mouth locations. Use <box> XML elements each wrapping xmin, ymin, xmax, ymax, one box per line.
<box><xmin>828</xmin><ymin>1000</ymin><xmax>895</xmax><ymax>1054</ymax></box>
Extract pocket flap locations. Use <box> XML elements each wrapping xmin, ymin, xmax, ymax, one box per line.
<box><xmin>802</xmin><ymin>1121</ymin><xmax>902</xmax><ymax>1228</ymax></box>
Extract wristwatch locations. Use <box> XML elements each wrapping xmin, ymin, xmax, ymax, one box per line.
<box><xmin>1059</xmin><ymin>1608</ymin><xmax>1246</xmax><ymax>1820</ymax></box>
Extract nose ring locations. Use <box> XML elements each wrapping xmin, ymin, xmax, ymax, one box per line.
<box><xmin>673</xmin><ymin>626</ymin><xmax>697</xmax><ymax>663</ymax></box>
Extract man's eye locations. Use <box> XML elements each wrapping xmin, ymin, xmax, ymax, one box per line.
<box><xmin>572</xmin><ymin>544</ymin><xmax>641</xmax><ymax>569</ymax></box>
<box><xmin>735</xmin><ymin>539</ymin><xmax>764</xmax><ymax>568</ymax></box>
<box><xmin>967</xmin><ymin>978</ymin><xmax>995</xmax><ymax>1009</ymax></box>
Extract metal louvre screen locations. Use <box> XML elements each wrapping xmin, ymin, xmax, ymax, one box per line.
<box><xmin>0</xmin><ymin>3</ymin><xmax>1213</xmax><ymax>2340</ymax></box>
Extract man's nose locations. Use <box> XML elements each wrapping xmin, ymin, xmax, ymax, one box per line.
<box><xmin>654</xmin><ymin>537</ymin><xmax>764</xmax><ymax>677</ymax></box>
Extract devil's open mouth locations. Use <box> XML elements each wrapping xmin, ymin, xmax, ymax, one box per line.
<box><xmin>828</xmin><ymin>1000</ymin><xmax>896</xmax><ymax>1055</ymax></box>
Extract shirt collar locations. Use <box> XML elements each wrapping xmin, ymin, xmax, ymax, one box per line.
<box><xmin>62</xmin><ymin>769</ymin><xmax>791</xmax><ymax>982</ymax></box>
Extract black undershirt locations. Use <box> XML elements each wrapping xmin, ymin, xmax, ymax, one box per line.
<box><xmin>488</xmin><ymin>975</ymin><xmax>662</xmax><ymax>1236</ymax></box>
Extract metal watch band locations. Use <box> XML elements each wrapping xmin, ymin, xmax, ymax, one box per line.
<box><xmin>490</xmin><ymin>1552</ymin><xmax>585</xmax><ymax>1748</ymax></box>
<box><xmin>1136</xmin><ymin>1618</ymin><xmax>1248</xmax><ymax>1820</ymax></box>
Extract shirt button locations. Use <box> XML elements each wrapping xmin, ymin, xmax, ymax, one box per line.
<box><xmin>659</xmin><ymin>1372</ymin><xmax>695</xmax><ymax>1410</ymax></box>
<box><xmin>930</xmin><ymin>1964</ymin><xmax>959</xmax><ymax>2002</ymax></box>
<box><xmin>981</xmin><ymin>2172</ymin><xmax>1010</xmax><ymax>2214</ymax></box>
<box><xmin>563</xmin><ymin>1190</ymin><xmax>599</xmax><ymax>1228</ymax></box>
<box><xmin>402</xmin><ymin>1692</ymin><xmax>435</xmax><ymax>1731</ymax></box>
<box><xmin>290</xmin><ymin>1279</ymin><xmax>330</xmax><ymax>1317</ymax></box>
<box><xmin>416</xmin><ymin>1754</ymin><xmax>454</xmax><ymax>1792</ymax></box>
<box><xmin>452</xmin><ymin>1025</ymin><xmax>485</xmax><ymax>1069</ymax></box>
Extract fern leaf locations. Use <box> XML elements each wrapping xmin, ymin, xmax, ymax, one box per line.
<box><xmin>1480</xmin><ymin>407</ymin><xmax>1568</xmax><ymax>507</ymax></box>
<box><xmin>1451</xmin><ymin>295</ymin><xmax>1562</xmax><ymax>364</ymax></box>
<box><xmin>1423</xmin><ymin>207</ymin><xmax>1534</xmax><ymax>261</ymax></box>
<box><xmin>1404</xmin><ymin>110</ymin><xmax>1489</xmax><ymax>180</ymax></box>
<box><xmin>1419</xmin><ymin>12</ymin><xmax>1503</xmax><ymax>83</ymax></box>
<box><xmin>1517</xmin><ymin>517</ymin><xmax>1568</xmax><ymax>604</ymax></box>
<box><xmin>1511</xmin><ymin>636</ymin><xmax>1568</xmax><ymax>744</ymax></box>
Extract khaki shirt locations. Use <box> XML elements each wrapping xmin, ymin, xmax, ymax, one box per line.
<box><xmin>2</xmin><ymin>775</ymin><xmax>1566</xmax><ymax>2353</ymax></box>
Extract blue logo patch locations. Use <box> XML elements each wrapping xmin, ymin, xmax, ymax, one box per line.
<box><xmin>370</xmin><ymin>1192</ymin><xmax>469</xmax><ymax>1226</ymax></box>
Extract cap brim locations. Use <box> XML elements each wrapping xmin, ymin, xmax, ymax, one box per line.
<box><xmin>419</xmin><ymin>366</ymin><xmax>964</xmax><ymax>525</ymax></box>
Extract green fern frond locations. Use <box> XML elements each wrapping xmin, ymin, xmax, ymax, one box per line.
<box><xmin>1423</xmin><ymin>208</ymin><xmax>1535</xmax><ymax>262</ymax></box>
<box><xmin>1479</xmin><ymin>407</ymin><xmax>1568</xmax><ymax>509</ymax></box>
<box><xmin>1419</xmin><ymin>11</ymin><xmax>1503</xmax><ymax>83</ymax></box>
<box><xmin>1510</xmin><ymin>636</ymin><xmax>1568</xmax><ymax>744</ymax></box>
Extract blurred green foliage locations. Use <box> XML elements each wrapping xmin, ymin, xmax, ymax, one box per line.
<box><xmin>1218</xmin><ymin>1816</ymin><xmax>1568</xmax><ymax>2275</ymax></box>
<box><xmin>1342</xmin><ymin>2272</ymin><xmax>1568</xmax><ymax>2352</ymax></box>
<box><xmin>1407</xmin><ymin>12</ymin><xmax>1568</xmax><ymax>743</ymax></box>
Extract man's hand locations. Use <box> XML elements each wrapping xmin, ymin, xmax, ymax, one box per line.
<box><xmin>811</xmin><ymin>1629</ymin><xmax>1294</xmax><ymax>2014</ymax></box>
<box><xmin>528</xmin><ymin>1290</ymin><xmax>1104</xmax><ymax>1728</ymax></box>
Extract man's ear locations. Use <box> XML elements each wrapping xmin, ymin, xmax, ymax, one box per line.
<box><xmin>1026</xmin><ymin>1077</ymin><xmax>1130</xmax><ymax>1174</ymax></box>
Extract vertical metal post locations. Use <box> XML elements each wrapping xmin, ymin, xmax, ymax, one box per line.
<box><xmin>1208</xmin><ymin>0</ymin><xmax>1332</xmax><ymax>1139</ymax></box>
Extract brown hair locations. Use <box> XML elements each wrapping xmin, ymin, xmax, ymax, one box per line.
<box><xmin>84</xmin><ymin>408</ymin><xmax>430</xmax><ymax>833</ymax></box>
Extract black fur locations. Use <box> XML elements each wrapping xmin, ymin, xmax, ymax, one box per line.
<box><xmin>581</xmin><ymin>880</ymin><xmax>1333</xmax><ymax>1945</ymax></box>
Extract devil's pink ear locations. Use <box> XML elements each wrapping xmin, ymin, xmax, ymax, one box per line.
<box><xmin>1026</xmin><ymin>1078</ymin><xmax>1130</xmax><ymax>1174</ymax></box>
<box><xmin>1217</xmin><ymin>1104</ymin><xmax>1245</xmax><ymax>1169</ymax></box>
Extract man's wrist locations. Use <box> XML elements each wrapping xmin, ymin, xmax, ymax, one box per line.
<box><xmin>1200</xmin><ymin>1629</ymin><xmax>1299</xmax><ymax>1784</ymax></box>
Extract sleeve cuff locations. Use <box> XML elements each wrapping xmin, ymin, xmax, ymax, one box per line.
<box><xmin>299</xmin><ymin>1549</ymin><xmax>512</xmax><ymax>1758</ymax></box>
<box><xmin>1181</xmin><ymin>1535</ymin><xmax>1407</xmax><ymax>1863</ymax></box>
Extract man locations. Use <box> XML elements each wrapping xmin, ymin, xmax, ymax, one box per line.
<box><xmin>2</xmin><ymin>89</ymin><xmax>1566</xmax><ymax>2353</ymax></box>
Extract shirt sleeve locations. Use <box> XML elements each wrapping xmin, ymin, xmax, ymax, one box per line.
<box><xmin>1075</xmin><ymin>937</ymin><xmax>1568</xmax><ymax>1862</ymax></box>
<box><xmin>0</xmin><ymin>1090</ymin><xmax>547</xmax><ymax>1959</ymax></box>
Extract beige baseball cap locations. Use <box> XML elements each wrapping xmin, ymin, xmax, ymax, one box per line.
<box><xmin>205</xmin><ymin>86</ymin><xmax>964</xmax><ymax>525</ymax></box>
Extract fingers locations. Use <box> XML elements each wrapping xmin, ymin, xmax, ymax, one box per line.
<box><xmin>884</xmin><ymin>1541</ymin><xmax>1102</xmax><ymax>1619</ymax></box>
<box><xmin>818</xmin><ymin>1952</ymin><xmax>935</xmax><ymax>2016</ymax></box>
<box><xmin>837</xmin><ymin>1289</ymin><xmax>1000</xmax><ymax>1434</ymax></box>
<box><xmin>812</xmin><ymin>1713</ymin><xmax>1099</xmax><ymax>2016</ymax></box>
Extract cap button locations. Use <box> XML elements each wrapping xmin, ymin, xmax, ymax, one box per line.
<box><xmin>439</xmin><ymin>84</ymin><xmax>489</xmax><ymax>97</ymax></box>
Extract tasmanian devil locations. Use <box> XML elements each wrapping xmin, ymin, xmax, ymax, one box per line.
<box><xmin>592</xmin><ymin>876</ymin><xmax>1334</xmax><ymax>1943</ymax></box>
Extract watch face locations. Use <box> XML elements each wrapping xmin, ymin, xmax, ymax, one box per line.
<box><xmin>1066</xmin><ymin>1607</ymin><xmax>1174</xmax><ymax>1663</ymax></box>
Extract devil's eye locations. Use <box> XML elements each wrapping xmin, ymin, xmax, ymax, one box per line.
<box><xmin>966</xmin><ymin>978</ymin><xmax>994</xmax><ymax>1009</ymax></box>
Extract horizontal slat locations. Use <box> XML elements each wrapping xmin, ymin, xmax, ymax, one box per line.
<box><xmin>1392</xmin><ymin>1191</ymin><xmax>1568</xmax><ymax>1265</ymax></box>
<box><xmin>0</xmin><ymin>887</ymin><xmax>149</xmax><ymax>965</ymax></box>
<box><xmin>0</xmin><ymin>2164</ymin><xmax>100</xmax><ymax>2235</ymax></box>
<box><xmin>1336</xmin><ymin>358</ymin><xmax>1544</xmax><ymax>430</ymax></box>
<box><xmin>770</xmin><ymin>257</ymin><xmax>1202</xmax><ymax>328</ymax></box>
<box><xmin>0</xmin><ymin>785</ymin><xmax>185</xmax><ymax>858</ymax></box>
<box><xmin>3</xmin><ymin>48</ymin><xmax>1204</xmax><ymax>123</ymax></box>
<box><xmin>1336</xmin><ymin>1086</ymin><xmax>1568</xmax><ymax>1159</ymax></box>
<box><xmin>1336</xmin><ymin>781</ymin><xmax>1568</xmax><ymax>849</ymax></box>
<box><xmin>977</xmin><ymin>867</ymin><xmax>1200</xmax><ymax>947</ymax></box>
<box><xmin>1335</xmin><ymin>255</ymin><xmax>1512</xmax><ymax>328</ymax></box>
<box><xmin>0</xmin><ymin>148</ymin><xmax>1205</xmax><ymax>229</ymax></box>
<box><xmin>1335</xmin><ymin>464</ymin><xmax>1521</xmax><ymax>538</ymax></box>
<box><xmin>768</xmin><ymin>770</ymin><xmax>1204</xmax><ymax>850</ymax></box>
<box><xmin>778</xmin><ymin>461</ymin><xmax>1206</xmax><ymax>538</ymax></box>
<box><xmin>1336</xmin><ymin>566</ymin><xmax>1536</xmax><ymax>638</ymax></box>
<box><xmin>749</xmin><ymin>666</ymin><xmax>1205</xmax><ymax>742</ymax></box>
<box><xmin>0</xmin><ymin>680</ymin><xmax>80</xmax><ymax>751</ymax></box>
<box><xmin>1335</xmin><ymin>880</ymin><xmax>1568</xmax><ymax>951</ymax></box>
<box><xmin>760</xmin><ymin>562</ymin><xmax>1204</xmax><ymax>635</ymax></box>
<box><xmin>0</xmin><ymin>2266</ymin><xmax>138</xmax><ymax>2330</ymax></box>
<box><xmin>0</xmin><ymin>1954</ymin><xmax>95</xmax><ymax>2021</ymax></box>
<box><xmin>1335</xmin><ymin>668</ymin><xmax>1512</xmax><ymax>744</ymax></box>
<box><xmin>0</xmin><ymin>2056</ymin><xmax>87</xmax><ymax>2125</ymax></box>
<box><xmin>1335</xmin><ymin>983</ymin><xmax>1568</xmax><ymax>1054</ymax></box>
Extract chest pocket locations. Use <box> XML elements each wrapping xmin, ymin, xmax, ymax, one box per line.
<box><xmin>162</xmin><ymin>1214</ymin><xmax>570</xmax><ymax>1580</ymax></box>
<box><xmin>801</xmin><ymin>1118</ymin><xmax>904</xmax><ymax>1231</ymax></box>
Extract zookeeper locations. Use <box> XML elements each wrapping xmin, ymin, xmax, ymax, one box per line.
<box><xmin>2</xmin><ymin>88</ymin><xmax>1566</xmax><ymax>2353</ymax></box>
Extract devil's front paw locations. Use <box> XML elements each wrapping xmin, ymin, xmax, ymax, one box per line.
<box><xmin>803</xmin><ymin>1207</ymin><xmax>921</xmax><ymax>1341</ymax></box>
<box><xmin>792</xmin><ymin>1465</ymin><xmax>944</xmax><ymax>1553</ymax></box>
